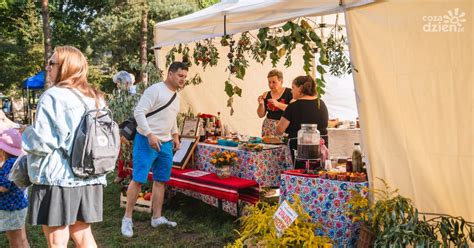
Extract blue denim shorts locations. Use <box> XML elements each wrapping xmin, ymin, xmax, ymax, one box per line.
<box><xmin>132</xmin><ymin>133</ymin><xmax>173</xmax><ymax>183</ymax></box>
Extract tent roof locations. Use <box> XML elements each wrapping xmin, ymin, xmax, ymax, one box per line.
<box><xmin>154</xmin><ymin>0</ymin><xmax>373</xmax><ymax>48</ymax></box>
<box><xmin>23</xmin><ymin>71</ymin><xmax>46</xmax><ymax>90</ymax></box>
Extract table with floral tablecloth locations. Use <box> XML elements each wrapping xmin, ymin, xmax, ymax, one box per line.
<box><xmin>280</xmin><ymin>172</ymin><xmax>368</xmax><ymax>247</ymax></box>
<box><xmin>192</xmin><ymin>143</ymin><xmax>294</xmax><ymax>188</ymax></box>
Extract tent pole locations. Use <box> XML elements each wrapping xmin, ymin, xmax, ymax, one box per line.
<box><xmin>224</xmin><ymin>15</ymin><xmax>227</xmax><ymax>36</ymax></box>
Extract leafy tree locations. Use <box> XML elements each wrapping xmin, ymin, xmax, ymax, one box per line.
<box><xmin>0</xmin><ymin>0</ymin><xmax>219</xmax><ymax>94</ymax></box>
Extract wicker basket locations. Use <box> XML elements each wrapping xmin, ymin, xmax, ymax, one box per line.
<box><xmin>356</xmin><ymin>224</ymin><xmax>375</xmax><ymax>248</ymax></box>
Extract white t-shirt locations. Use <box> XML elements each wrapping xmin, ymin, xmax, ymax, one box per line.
<box><xmin>134</xmin><ymin>82</ymin><xmax>179</xmax><ymax>141</ymax></box>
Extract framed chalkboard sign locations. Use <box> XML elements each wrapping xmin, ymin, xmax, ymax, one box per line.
<box><xmin>172</xmin><ymin>136</ymin><xmax>199</xmax><ymax>169</ymax></box>
<box><xmin>181</xmin><ymin>117</ymin><xmax>200</xmax><ymax>137</ymax></box>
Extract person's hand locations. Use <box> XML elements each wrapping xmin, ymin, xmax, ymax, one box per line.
<box><xmin>0</xmin><ymin>186</ymin><xmax>8</xmax><ymax>193</ymax></box>
<box><xmin>147</xmin><ymin>134</ymin><xmax>161</xmax><ymax>152</ymax></box>
<box><xmin>173</xmin><ymin>139</ymin><xmax>181</xmax><ymax>151</ymax></box>
<box><xmin>268</xmin><ymin>99</ymin><xmax>280</xmax><ymax>109</ymax></box>
<box><xmin>258</xmin><ymin>95</ymin><xmax>264</xmax><ymax>105</ymax></box>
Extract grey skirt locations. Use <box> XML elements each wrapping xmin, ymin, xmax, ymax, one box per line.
<box><xmin>28</xmin><ymin>184</ymin><xmax>103</xmax><ymax>227</ymax></box>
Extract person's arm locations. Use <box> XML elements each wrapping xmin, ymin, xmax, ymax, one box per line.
<box><xmin>257</xmin><ymin>94</ymin><xmax>266</xmax><ymax>118</ymax></box>
<box><xmin>172</xmin><ymin>121</ymin><xmax>180</xmax><ymax>150</ymax></box>
<box><xmin>276</xmin><ymin>102</ymin><xmax>293</xmax><ymax>135</ymax></box>
<box><xmin>134</xmin><ymin>85</ymin><xmax>157</xmax><ymax>137</ymax></box>
<box><xmin>134</xmin><ymin>86</ymin><xmax>163</xmax><ymax>151</ymax></box>
<box><xmin>276</xmin><ymin>117</ymin><xmax>290</xmax><ymax>135</ymax></box>
<box><xmin>22</xmin><ymin>93</ymin><xmax>63</xmax><ymax>156</ymax></box>
<box><xmin>268</xmin><ymin>100</ymin><xmax>288</xmax><ymax>111</ymax></box>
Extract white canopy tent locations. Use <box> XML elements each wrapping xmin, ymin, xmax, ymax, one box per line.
<box><xmin>154</xmin><ymin>0</ymin><xmax>473</xmax><ymax>222</ymax></box>
<box><xmin>153</xmin><ymin>0</ymin><xmax>373</xmax><ymax>48</ymax></box>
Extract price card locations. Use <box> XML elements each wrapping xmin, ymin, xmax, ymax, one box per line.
<box><xmin>273</xmin><ymin>200</ymin><xmax>298</xmax><ymax>237</ymax></box>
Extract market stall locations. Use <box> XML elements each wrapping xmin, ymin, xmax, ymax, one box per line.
<box><xmin>117</xmin><ymin>0</ymin><xmax>474</xmax><ymax>246</ymax></box>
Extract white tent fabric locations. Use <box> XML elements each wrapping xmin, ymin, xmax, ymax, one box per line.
<box><xmin>154</xmin><ymin>0</ymin><xmax>374</xmax><ymax>48</ymax></box>
<box><xmin>156</xmin><ymin>39</ymin><xmax>307</xmax><ymax>136</ymax></box>
<box><xmin>346</xmin><ymin>1</ymin><xmax>472</xmax><ymax>220</ymax></box>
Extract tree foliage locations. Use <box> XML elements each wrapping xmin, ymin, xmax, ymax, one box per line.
<box><xmin>0</xmin><ymin>0</ymin><xmax>218</xmax><ymax>94</ymax></box>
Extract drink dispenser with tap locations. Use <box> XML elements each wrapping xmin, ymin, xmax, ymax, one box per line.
<box><xmin>297</xmin><ymin>124</ymin><xmax>321</xmax><ymax>160</ymax></box>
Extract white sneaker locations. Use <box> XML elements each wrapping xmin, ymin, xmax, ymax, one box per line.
<box><xmin>151</xmin><ymin>216</ymin><xmax>177</xmax><ymax>228</ymax></box>
<box><xmin>121</xmin><ymin>217</ymin><xmax>134</xmax><ymax>237</ymax></box>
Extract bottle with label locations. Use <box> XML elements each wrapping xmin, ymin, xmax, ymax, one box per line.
<box><xmin>352</xmin><ymin>143</ymin><xmax>363</xmax><ymax>172</ymax></box>
<box><xmin>215</xmin><ymin>112</ymin><xmax>222</xmax><ymax>137</ymax></box>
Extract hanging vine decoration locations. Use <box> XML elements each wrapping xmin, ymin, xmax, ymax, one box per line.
<box><xmin>164</xmin><ymin>16</ymin><xmax>351</xmax><ymax>114</ymax></box>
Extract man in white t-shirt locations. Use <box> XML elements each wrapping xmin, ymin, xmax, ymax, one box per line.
<box><xmin>121</xmin><ymin>62</ymin><xmax>188</xmax><ymax>238</ymax></box>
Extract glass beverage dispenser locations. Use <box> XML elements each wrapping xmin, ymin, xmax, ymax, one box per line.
<box><xmin>296</xmin><ymin>124</ymin><xmax>321</xmax><ymax>160</ymax></box>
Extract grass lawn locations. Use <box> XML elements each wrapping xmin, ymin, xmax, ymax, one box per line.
<box><xmin>0</xmin><ymin>176</ymin><xmax>238</xmax><ymax>248</ymax></box>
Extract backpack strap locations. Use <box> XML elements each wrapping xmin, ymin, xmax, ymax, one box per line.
<box><xmin>68</xmin><ymin>88</ymin><xmax>90</xmax><ymax>111</ymax></box>
<box><xmin>145</xmin><ymin>92</ymin><xmax>177</xmax><ymax>118</ymax></box>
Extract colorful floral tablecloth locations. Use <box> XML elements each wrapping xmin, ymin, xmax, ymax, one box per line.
<box><xmin>192</xmin><ymin>143</ymin><xmax>293</xmax><ymax>187</ymax></box>
<box><xmin>280</xmin><ymin>173</ymin><xmax>368</xmax><ymax>247</ymax></box>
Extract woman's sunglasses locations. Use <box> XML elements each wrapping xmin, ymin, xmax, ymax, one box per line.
<box><xmin>48</xmin><ymin>60</ymin><xmax>58</xmax><ymax>67</ymax></box>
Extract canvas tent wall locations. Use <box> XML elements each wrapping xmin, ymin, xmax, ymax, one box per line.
<box><xmin>154</xmin><ymin>0</ymin><xmax>473</xmax><ymax>222</ymax></box>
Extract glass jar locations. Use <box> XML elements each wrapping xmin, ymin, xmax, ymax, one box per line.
<box><xmin>297</xmin><ymin>124</ymin><xmax>321</xmax><ymax>160</ymax></box>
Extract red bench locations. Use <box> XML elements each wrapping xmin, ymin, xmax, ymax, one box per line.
<box><xmin>167</xmin><ymin>168</ymin><xmax>259</xmax><ymax>216</ymax></box>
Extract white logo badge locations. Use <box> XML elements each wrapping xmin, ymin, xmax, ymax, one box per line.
<box><xmin>422</xmin><ymin>8</ymin><xmax>466</xmax><ymax>33</ymax></box>
<box><xmin>97</xmin><ymin>135</ymin><xmax>109</xmax><ymax>147</ymax></box>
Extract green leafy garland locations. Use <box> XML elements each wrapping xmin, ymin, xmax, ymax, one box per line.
<box><xmin>165</xmin><ymin>16</ymin><xmax>351</xmax><ymax>114</ymax></box>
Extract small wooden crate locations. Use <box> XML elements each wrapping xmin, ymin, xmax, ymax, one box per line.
<box><xmin>120</xmin><ymin>195</ymin><xmax>152</xmax><ymax>214</ymax></box>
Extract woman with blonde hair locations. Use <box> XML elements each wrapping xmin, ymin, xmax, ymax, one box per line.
<box><xmin>257</xmin><ymin>69</ymin><xmax>292</xmax><ymax>137</ymax></box>
<box><xmin>22</xmin><ymin>46</ymin><xmax>105</xmax><ymax>248</ymax></box>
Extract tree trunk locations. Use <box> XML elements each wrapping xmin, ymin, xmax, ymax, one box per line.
<box><xmin>139</xmin><ymin>2</ymin><xmax>149</xmax><ymax>86</ymax></box>
<box><xmin>41</xmin><ymin>0</ymin><xmax>52</xmax><ymax>80</ymax></box>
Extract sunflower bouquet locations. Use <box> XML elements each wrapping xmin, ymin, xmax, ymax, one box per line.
<box><xmin>210</xmin><ymin>151</ymin><xmax>238</xmax><ymax>168</ymax></box>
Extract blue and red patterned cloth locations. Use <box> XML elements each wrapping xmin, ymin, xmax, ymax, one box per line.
<box><xmin>0</xmin><ymin>157</ymin><xmax>29</xmax><ymax>211</ymax></box>
<box><xmin>280</xmin><ymin>172</ymin><xmax>368</xmax><ymax>247</ymax></box>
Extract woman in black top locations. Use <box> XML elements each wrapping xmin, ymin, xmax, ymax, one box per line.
<box><xmin>257</xmin><ymin>69</ymin><xmax>293</xmax><ymax>137</ymax></box>
<box><xmin>276</xmin><ymin>75</ymin><xmax>329</xmax><ymax>165</ymax></box>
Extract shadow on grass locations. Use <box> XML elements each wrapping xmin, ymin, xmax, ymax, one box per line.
<box><xmin>0</xmin><ymin>175</ymin><xmax>238</xmax><ymax>248</ymax></box>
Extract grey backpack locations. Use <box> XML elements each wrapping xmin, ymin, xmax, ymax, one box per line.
<box><xmin>69</xmin><ymin>89</ymin><xmax>120</xmax><ymax>178</ymax></box>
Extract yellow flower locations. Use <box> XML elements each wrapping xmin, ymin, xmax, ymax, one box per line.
<box><xmin>231</xmin><ymin>152</ymin><xmax>237</xmax><ymax>157</ymax></box>
<box><xmin>211</xmin><ymin>159</ymin><xmax>217</xmax><ymax>164</ymax></box>
<box><xmin>218</xmin><ymin>158</ymin><xmax>224</xmax><ymax>162</ymax></box>
<box><xmin>233</xmin><ymin>157</ymin><xmax>238</xmax><ymax>161</ymax></box>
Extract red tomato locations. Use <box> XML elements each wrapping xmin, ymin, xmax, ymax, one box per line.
<box><xmin>143</xmin><ymin>192</ymin><xmax>152</xmax><ymax>201</ymax></box>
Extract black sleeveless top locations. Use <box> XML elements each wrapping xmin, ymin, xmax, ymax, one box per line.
<box><xmin>263</xmin><ymin>88</ymin><xmax>292</xmax><ymax>120</ymax></box>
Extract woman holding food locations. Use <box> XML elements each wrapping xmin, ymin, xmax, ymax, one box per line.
<box><xmin>276</xmin><ymin>75</ymin><xmax>329</xmax><ymax>166</ymax></box>
<box><xmin>257</xmin><ymin>69</ymin><xmax>293</xmax><ymax>137</ymax></box>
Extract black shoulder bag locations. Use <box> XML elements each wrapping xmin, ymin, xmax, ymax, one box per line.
<box><xmin>119</xmin><ymin>92</ymin><xmax>177</xmax><ymax>140</ymax></box>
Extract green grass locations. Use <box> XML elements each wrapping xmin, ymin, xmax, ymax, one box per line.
<box><xmin>0</xmin><ymin>176</ymin><xmax>238</xmax><ymax>248</ymax></box>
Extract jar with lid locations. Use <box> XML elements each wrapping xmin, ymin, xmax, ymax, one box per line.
<box><xmin>296</xmin><ymin>124</ymin><xmax>321</xmax><ymax>160</ymax></box>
